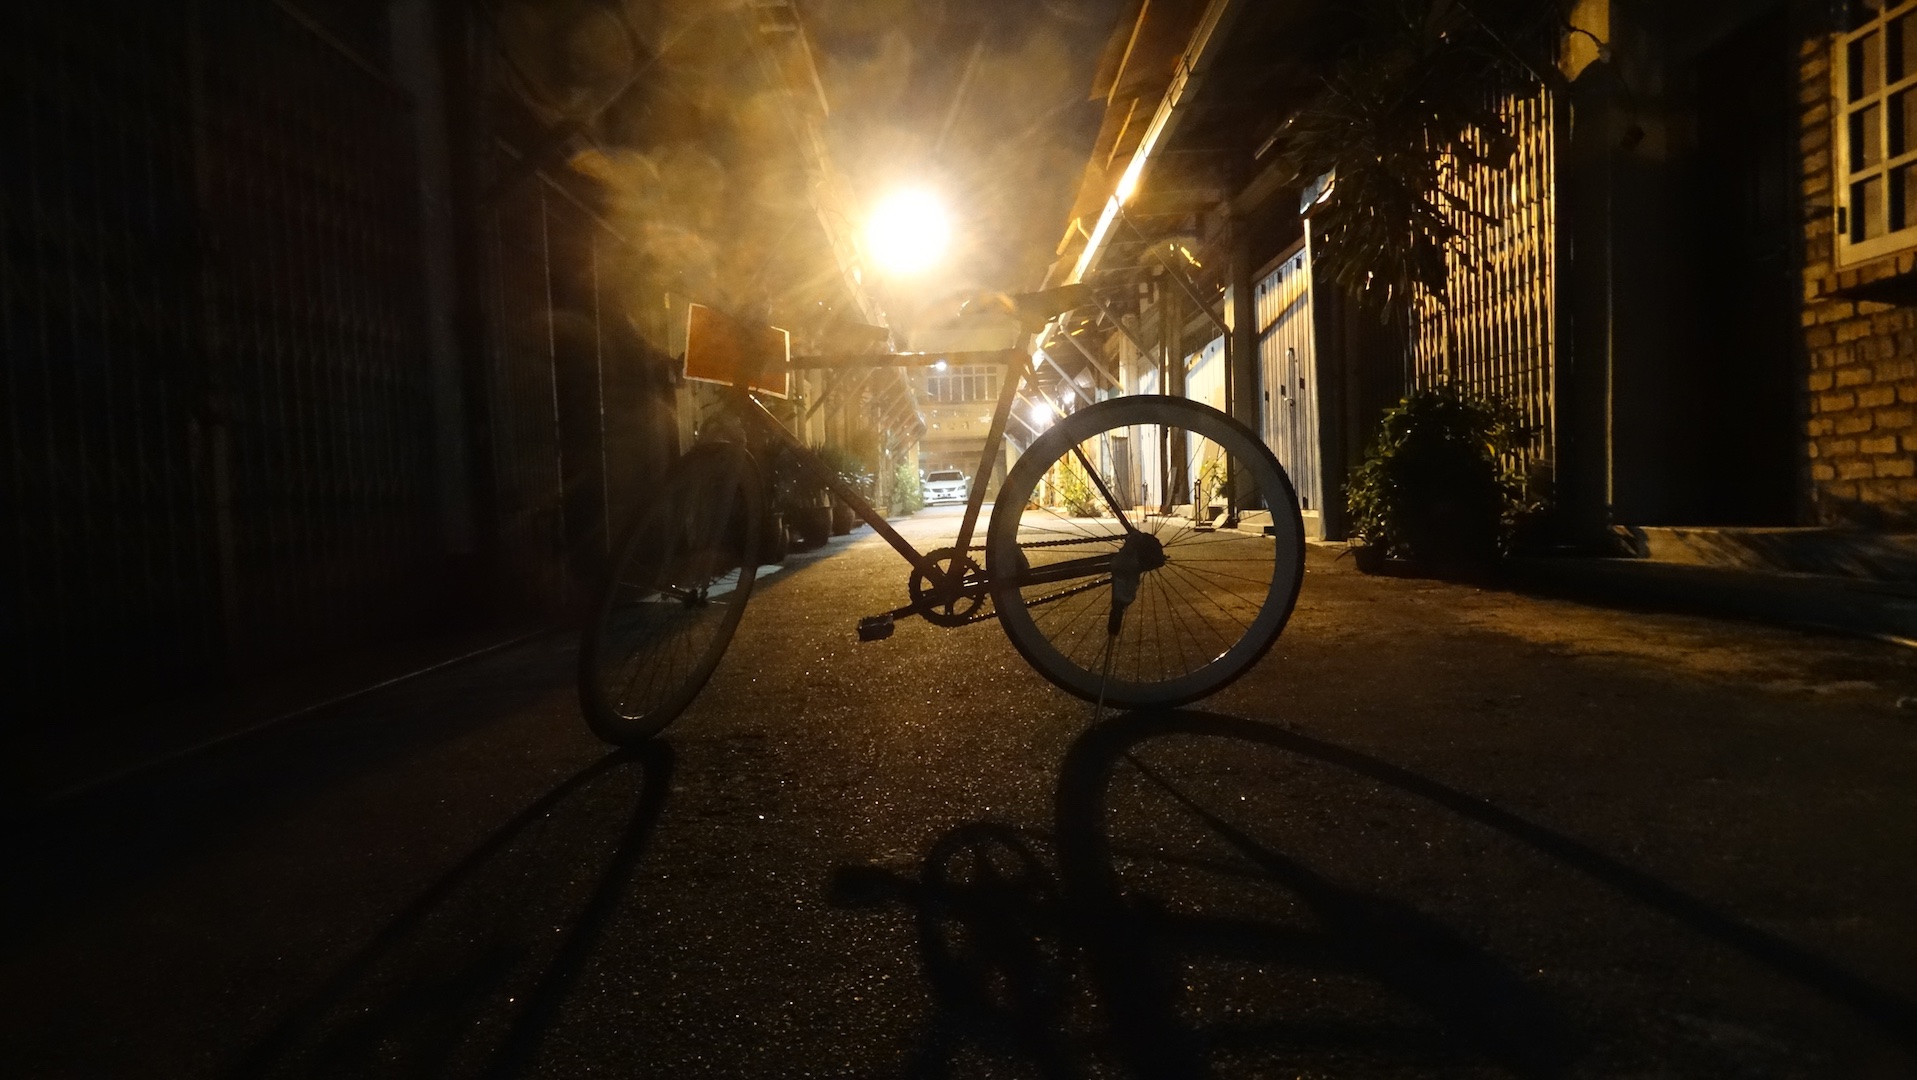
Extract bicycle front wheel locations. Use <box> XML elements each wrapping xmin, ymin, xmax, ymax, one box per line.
<box><xmin>579</xmin><ymin>442</ymin><xmax>764</xmax><ymax>744</ymax></box>
<box><xmin>986</xmin><ymin>396</ymin><xmax>1304</xmax><ymax>708</ymax></box>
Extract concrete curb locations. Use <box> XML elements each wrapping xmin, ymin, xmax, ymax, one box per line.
<box><xmin>1505</xmin><ymin>556</ymin><xmax>1917</xmax><ymax>645</ymax></box>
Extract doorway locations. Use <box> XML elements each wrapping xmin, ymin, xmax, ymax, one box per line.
<box><xmin>1685</xmin><ymin>6</ymin><xmax>1799</xmax><ymax>524</ymax></box>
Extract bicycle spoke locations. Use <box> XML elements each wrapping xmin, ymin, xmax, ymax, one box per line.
<box><xmin>1155</xmin><ymin>566</ymin><xmax>1279</xmax><ymax>590</ymax></box>
<box><xmin>1166</xmin><ymin>569</ymin><xmax>1258</xmax><ymax>648</ymax></box>
<box><xmin>1031</xmin><ymin>579</ymin><xmax>1106</xmax><ymax>664</ymax></box>
<box><xmin>1158</xmin><ymin>558</ymin><xmax>1273</xmax><ymax>605</ymax></box>
<box><xmin>580</xmin><ymin>446</ymin><xmax>761</xmax><ymax>744</ymax></box>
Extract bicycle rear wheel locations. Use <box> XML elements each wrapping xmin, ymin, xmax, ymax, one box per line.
<box><xmin>579</xmin><ymin>442</ymin><xmax>764</xmax><ymax>744</ymax></box>
<box><xmin>986</xmin><ymin>396</ymin><xmax>1304</xmax><ymax>709</ymax></box>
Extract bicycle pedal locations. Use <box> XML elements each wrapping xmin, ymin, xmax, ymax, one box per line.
<box><xmin>857</xmin><ymin>614</ymin><xmax>895</xmax><ymax>642</ymax></box>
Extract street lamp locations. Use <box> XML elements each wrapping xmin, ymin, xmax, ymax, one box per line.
<box><xmin>865</xmin><ymin>188</ymin><xmax>950</xmax><ymax>276</ymax></box>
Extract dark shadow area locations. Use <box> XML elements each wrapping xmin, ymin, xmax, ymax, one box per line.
<box><xmin>226</xmin><ymin>742</ymin><xmax>673</xmax><ymax>1079</ymax></box>
<box><xmin>1609</xmin><ymin>525</ymin><xmax>1917</xmax><ymax>583</ymax></box>
<box><xmin>3</xmin><ymin>624</ymin><xmax>549</xmax><ymax>814</ymax></box>
<box><xmin>832</xmin><ymin>709</ymin><xmax>1917</xmax><ymax>1078</ymax></box>
<box><xmin>0</xmin><ymin>636</ymin><xmax>578</xmax><ymax>958</ymax></box>
<box><xmin>833</xmin><ymin>823</ymin><xmax>1085</xmax><ymax>1077</ymax></box>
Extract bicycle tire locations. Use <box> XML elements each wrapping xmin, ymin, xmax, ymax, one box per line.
<box><xmin>579</xmin><ymin>442</ymin><xmax>764</xmax><ymax>744</ymax></box>
<box><xmin>986</xmin><ymin>395</ymin><xmax>1304</xmax><ymax>708</ymax></box>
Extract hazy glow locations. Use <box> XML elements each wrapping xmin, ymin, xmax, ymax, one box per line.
<box><xmin>866</xmin><ymin>189</ymin><xmax>950</xmax><ymax>275</ymax></box>
<box><xmin>1028</xmin><ymin>401</ymin><xmax>1056</xmax><ymax>427</ymax></box>
<box><xmin>1115</xmin><ymin>158</ymin><xmax>1144</xmax><ymax>203</ymax></box>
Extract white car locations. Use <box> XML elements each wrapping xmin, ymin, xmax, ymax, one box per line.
<box><xmin>924</xmin><ymin>469</ymin><xmax>969</xmax><ymax>504</ymax></box>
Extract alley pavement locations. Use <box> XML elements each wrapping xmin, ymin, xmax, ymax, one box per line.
<box><xmin>4</xmin><ymin>505</ymin><xmax>1917</xmax><ymax>1078</ymax></box>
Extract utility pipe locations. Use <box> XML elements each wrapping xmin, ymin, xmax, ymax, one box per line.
<box><xmin>1064</xmin><ymin>0</ymin><xmax>1245</xmax><ymax>286</ymax></box>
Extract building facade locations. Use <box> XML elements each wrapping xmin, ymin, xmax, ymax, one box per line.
<box><xmin>916</xmin><ymin>362</ymin><xmax>1023</xmax><ymax>497</ymax></box>
<box><xmin>1039</xmin><ymin>0</ymin><xmax>1917</xmax><ymax>547</ymax></box>
<box><xmin>2</xmin><ymin>0</ymin><xmax>914</xmax><ymax>787</ymax></box>
<box><xmin>1804</xmin><ymin>0</ymin><xmax>1917</xmax><ymax>526</ymax></box>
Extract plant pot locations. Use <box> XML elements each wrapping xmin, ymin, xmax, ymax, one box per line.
<box><xmin>760</xmin><ymin>510</ymin><xmax>789</xmax><ymax>565</ymax></box>
<box><xmin>831</xmin><ymin>497</ymin><xmax>858</xmax><ymax>536</ymax></box>
<box><xmin>794</xmin><ymin>504</ymin><xmax>832</xmax><ymax>549</ymax></box>
<box><xmin>1351</xmin><ymin>542</ymin><xmax>1387</xmax><ymax>575</ymax></box>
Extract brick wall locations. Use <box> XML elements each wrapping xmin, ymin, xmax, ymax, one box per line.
<box><xmin>1799</xmin><ymin>31</ymin><xmax>1917</xmax><ymax>529</ymax></box>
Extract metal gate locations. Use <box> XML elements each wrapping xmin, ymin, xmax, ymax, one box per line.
<box><xmin>2</xmin><ymin>0</ymin><xmax>442</xmax><ymax>702</ymax></box>
<box><xmin>1185</xmin><ymin>336</ymin><xmax>1226</xmax><ymax>413</ymax></box>
<box><xmin>1413</xmin><ymin>83</ymin><xmax>1558</xmax><ymax>465</ymax></box>
<box><xmin>202</xmin><ymin>0</ymin><xmax>441</xmax><ymax>663</ymax></box>
<box><xmin>1255</xmin><ymin>239</ymin><xmax>1323</xmax><ymax>515</ymax></box>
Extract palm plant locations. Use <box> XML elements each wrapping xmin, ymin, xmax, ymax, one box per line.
<box><xmin>1274</xmin><ymin>0</ymin><xmax>1571</xmax><ymax>310</ymax></box>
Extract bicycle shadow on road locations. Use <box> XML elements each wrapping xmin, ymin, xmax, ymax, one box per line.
<box><xmin>226</xmin><ymin>742</ymin><xmax>673</xmax><ymax>1080</ymax></box>
<box><xmin>830</xmin><ymin>709</ymin><xmax>1917</xmax><ymax>1079</ymax></box>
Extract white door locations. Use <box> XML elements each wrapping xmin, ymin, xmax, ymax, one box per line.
<box><xmin>1256</xmin><ymin>239</ymin><xmax>1322</xmax><ymax>516</ymax></box>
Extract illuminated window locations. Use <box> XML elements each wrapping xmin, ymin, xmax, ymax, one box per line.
<box><xmin>1837</xmin><ymin>0</ymin><xmax>1917</xmax><ymax>262</ymax></box>
<box><xmin>922</xmin><ymin>365</ymin><xmax>1000</xmax><ymax>403</ymax></box>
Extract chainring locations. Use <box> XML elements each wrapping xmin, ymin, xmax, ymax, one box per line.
<box><xmin>908</xmin><ymin>547</ymin><xmax>989</xmax><ymax>627</ymax></box>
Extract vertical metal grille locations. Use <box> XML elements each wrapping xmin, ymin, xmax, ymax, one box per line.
<box><xmin>3</xmin><ymin>0</ymin><xmax>444</xmax><ymax>704</ymax></box>
<box><xmin>2</xmin><ymin>4</ymin><xmax>221</xmax><ymax>694</ymax></box>
<box><xmin>2</xmin><ymin>0</ymin><xmax>694</xmax><ymax>746</ymax></box>
<box><xmin>201</xmin><ymin>0</ymin><xmax>438</xmax><ymax>661</ymax></box>
<box><xmin>1413</xmin><ymin>83</ymin><xmax>1559</xmax><ymax>466</ymax></box>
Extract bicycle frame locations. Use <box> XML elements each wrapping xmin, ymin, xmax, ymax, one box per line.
<box><xmin>580</xmin><ymin>338</ymin><xmax>1305</xmax><ymax>743</ymax></box>
<box><xmin>726</xmin><ymin>346</ymin><xmax>1031</xmax><ymax>596</ymax></box>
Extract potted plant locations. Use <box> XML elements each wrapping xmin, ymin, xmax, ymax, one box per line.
<box><xmin>1193</xmin><ymin>452</ymin><xmax>1227</xmax><ymax>528</ymax></box>
<box><xmin>1345</xmin><ymin>383</ymin><xmax>1540</xmax><ymax>579</ymax></box>
<box><xmin>760</xmin><ymin>505</ymin><xmax>790</xmax><ymax>565</ymax></box>
<box><xmin>818</xmin><ymin>443</ymin><xmax>875</xmax><ymax>535</ymax></box>
<box><xmin>770</xmin><ymin>446</ymin><xmax>832</xmax><ymax>550</ymax></box>
<box><xmin>890</xmin><ymin>458</ymin><xmax>923</xmax><ymax>516</ymax></box>
<box><xmin>1054</xmin><ymin>458</ymin><xmax>1102</xmax><ymax>517</ymax></box>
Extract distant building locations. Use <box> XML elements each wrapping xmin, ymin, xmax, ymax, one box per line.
<box><xmin>916</xmin><ymin>362</ymin><xmax>1027</xmax><ymax>498</ymax></box>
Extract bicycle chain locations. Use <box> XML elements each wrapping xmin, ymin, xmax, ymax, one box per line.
<box><xmin>948</xmin><ymin>536</ymin><xmax>1125</xmax><ymax>553</ymax></box>
<box><xmin>926</xmin><ymin>538</ymin><xmax>1122</xmax><ymax>626</ymax></box>
<box><xmin>934</xmin><ymin>575</ymin><xmax>1114</xmax><ymax>627</ymax></box>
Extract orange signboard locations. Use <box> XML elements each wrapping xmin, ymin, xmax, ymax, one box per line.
<box><xmin>684</xmin><ymin>303</ymin><xmax>789</xmax><ymax>398</ymax></box>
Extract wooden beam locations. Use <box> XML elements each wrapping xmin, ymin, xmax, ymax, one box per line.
<box><xmin>1091</xmin><ymin>292</ymin><xmax>1154</xmax><ymax>358</ymax></box>
<box><xmin>1037</xmin><ymin>351</ymin><xmax>1099</xmax><ymax>406</ymax></box>
<box><xmin>787</xmin><ymin>348</ymin><xmax>1023</xmax><ymax>370</ymax></box>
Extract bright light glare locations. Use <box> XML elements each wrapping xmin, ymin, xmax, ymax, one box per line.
<box><xmin>1028</xmin><ymin>401</ymin><xmax>1056</xmax><ymax>427</ymax></box>
<box><xmin>1115</xmin><ymin>157</ymin><xmax>1145</xmax><ymax>204</ymax></box>
<box><xmin>866</xmin><ymin>189</ymin><xmax>950</xmax><ymax>275</ymax></box>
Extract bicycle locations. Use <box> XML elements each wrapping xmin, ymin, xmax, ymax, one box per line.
<box><xmin>578</xmin><ymin>300</ymin><xmax>1307</xmax><ymax>745</ymax></box>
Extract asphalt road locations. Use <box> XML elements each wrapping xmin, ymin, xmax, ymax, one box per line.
<box><xmin>5</xmin><ymin>505</ymin><xmax>1917</xmax><ymax>1078</ymax></box>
